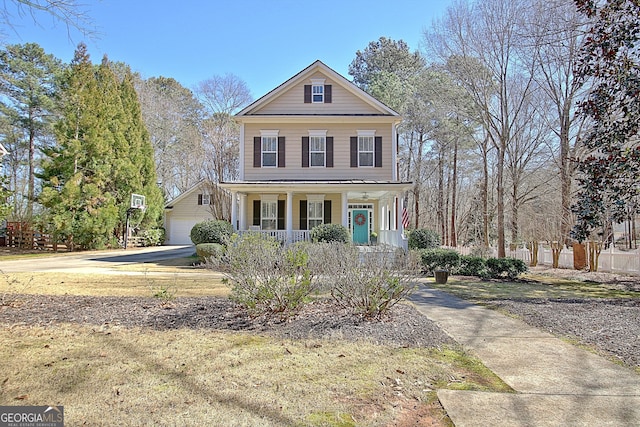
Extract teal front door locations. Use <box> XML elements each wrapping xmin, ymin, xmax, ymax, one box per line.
<box><xmin>352</xmin><ymin>210</ymin><xmax>369</xmax><ymax>244</ymax></box>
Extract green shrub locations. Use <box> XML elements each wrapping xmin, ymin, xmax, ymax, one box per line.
<box><xmin>408</xmin><ymin>229</ymin><xmax>441</xmax><ymax>250</ymax></box>
<box><xmin>420</xmin><ymin>249</ymin><xmax>460</xmax><ymax>275</ymax></box>
<box><xmin>457</xmin><ymin>255</ymin><xmax>488</xmax><ymax>277</ymax></box>
<box><xmin>310</xmin><ymin>223</ymin><xmax>349</xmax><ymax>243</ymax></box>
<box><xmin>190</xmin><ymin>220</ymin><xmax>233</xmax><ymax>245</ymax></box>
<box><xmin>196</xmin><ymin>243</ymin><xmax>225</xmax><ymax>260</ymax></box>
<box><xmin>209</xmin><ymin>233</ymin><xmax>316</xmax><ymax>316</ymax></box>
<box><xmin>142</xmin><ymin>228</ymin><xmax>165</xmax><ymax>246</ymax></box>
<box><xmin>485</xmin><ymin>257</ymin><xmax>528</xmax><ymax>280</ymax></box>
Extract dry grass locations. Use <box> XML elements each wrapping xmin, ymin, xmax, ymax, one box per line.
<box><xmin>0</xmin><ymin>271</ymin><xmax>229</xmax><ymax>298</ymax></box>
<box><xmin>0</xmin><ymin>264</ymin><xmax>512</xmax><ymax>426</ymax></box>
<box><xmin>0</xmin><ymin>323</ymin><xmax>509</xmax><ymax>426</ymax></box>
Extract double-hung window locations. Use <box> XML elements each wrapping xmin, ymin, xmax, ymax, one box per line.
<box><xmin>358</xmin><ymin>135</ymin><xmax>374</xmax><ymax>167</ymax></box>
<box><xmin>262</xmin><ymin>136</ymin><xmax>277</xmax><ymax>167</ymax></box>
<box><xmin>201</xmin><ymin>194</ymin><xmax>210</xmax><ymax>205</ymax></box>
<box><xmin>310</xmin><ymin>136</ymin><xmax>325</xmax><ymax>167</ymax></box>
<box><xmin>312</xmin><ymin>84</ymin><xmax>324</xmax><ymax>103</ymax></box>
<box><xmin>308</xmin><ymin>200</ymin><xmax>324</xmax><ymax>229</ymax></box>
<box><xmin>261</xmin><ymin>199</ymin><xmax>277</xmax><ymax>230</ymax></box>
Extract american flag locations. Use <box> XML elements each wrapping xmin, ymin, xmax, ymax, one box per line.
<box><xmin>401</xmin><ymin>207</ymin><xmax>410</xmax><ymax>229</ymax></box>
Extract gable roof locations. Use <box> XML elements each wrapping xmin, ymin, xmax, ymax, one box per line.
<box><xmin>236</xmin><ymin>60</ymin><xmax>399</xmax><ymax>117</ymax></box>
<box><xmin>0</xmin><ymin>143</ymin><xmax>8</xmax><ymax>157</ymax></box>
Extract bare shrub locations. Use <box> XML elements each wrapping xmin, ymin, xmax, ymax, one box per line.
<box><xmin>208</xmin><ymin>233</ymin><xmax>317</xmax><ymax>316</ymax></box>
<box><xmin>318</xmin><ymin>245</ymin><xmax>422</xmax><ymax>319</ymax></box>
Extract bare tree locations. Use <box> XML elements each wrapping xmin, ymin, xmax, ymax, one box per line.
<box><xmin>1</xmin><ymin>0</ymin><xmax>96</xmax><ymax>38</ymax></box>
<box><xmin>195</xmin><ymin>74</ymin><xmax>252</xmax><ymax>221</ymax></box>
<box><xmin>137</xmin><ymin>77</ymin><xmax>205</xmax><ymax>200</ymax></box>
<box><xmin>426</xmin><ymin>0</ymin><xmax>541</xmax><ymax>257</ymax></box>
<box><xmin>525</xmin><ymin>0</ymin><xmax>588</xmax><ymax>246</ymax></box>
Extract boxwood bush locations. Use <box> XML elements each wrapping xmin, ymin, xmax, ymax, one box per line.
<box><xmin>310</xmin><ymin>223</ymin><xmax>349</xmax><ymax>243</ymax></box>
<box><xmin>420</xmin><ymin>248</ymin><xmax>460</xmax><ymax>275</ymax></box>
<box><xmin>457</xmin><ymin>255</ymin><xmax>488</xmax><ymax>277</ymax></box>
<box><xmin>190</xmin><ymin>220</ymin><xmax>233</xmax><ymax>245</ymax></box>
<box><xmin>408</xmin><ymin>229</ymin><xmax>441</xmax><ymax>250</ymax></box>
<box><xmin>485</xmin><ymin>257</ymin><xmax>528</xmax><ymax>280</ymax></box>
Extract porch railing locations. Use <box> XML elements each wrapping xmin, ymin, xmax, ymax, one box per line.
<box><xmin>237</xmin><ymin>230</ymin><xmax>311</xmax><ymax>244</ymax></box>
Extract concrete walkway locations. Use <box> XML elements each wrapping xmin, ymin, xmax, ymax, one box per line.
<box><xmin>409</xmin><ymin>285</ymin><xmax>640</xmax><ymax>427</ymax></box>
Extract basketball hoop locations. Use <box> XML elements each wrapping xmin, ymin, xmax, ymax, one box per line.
<box><xmin>131</xmin><ymin>193</ymin><xmax>146</xmax><ymax>211</ymax></box>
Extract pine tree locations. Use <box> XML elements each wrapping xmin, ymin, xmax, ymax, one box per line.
<box><xmin>0</xmin><ymin>43</ymin><xmax>62</xmax><ymax>220</ymax></box>
<box><xmin>39</xmin><ymin>44</ymin><xmax>162</xmax><ymax>249</ymax></box>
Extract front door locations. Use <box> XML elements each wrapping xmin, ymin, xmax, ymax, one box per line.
<box><xmin>352</xmin><ymin>209</ymin><xmax>369</xmax><ymax>244</ymax></box>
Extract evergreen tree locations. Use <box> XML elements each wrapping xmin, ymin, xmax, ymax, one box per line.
<box><xmin>0</xmin><ymin>43</ymin><xmax>62</xmax><ymax>220</ymax></box>
<box><xmin>572</xmin><ymin>0</ymin><xmax>640</xmax><ymax>242</ymax></box>
<box><xmin>39</xmin><ymin>44</ymin><xmax>162</xmax><ymax>249</ymax></box>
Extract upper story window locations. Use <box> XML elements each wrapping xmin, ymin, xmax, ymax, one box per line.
<box><xmin>310</xmin><ymin>136</ymin><xmax>325</xmax><ymax>166</ymax></box>
<box><xmin>262</xmin><ymin>136</ymin><xmax>277</xmax><ymax>167</ymax></box>
<box><xmin>358</xmin><ymin>136</ymin><xmax>374</xmax><ymax>167</ymax></box>
<box><xmin>350</xmin><ymin>131</ymin><xmax>381</xmax><ymax>168</ymax></box>
<box><xmin>198</xmin><ymin>194</ymin><xmax>211</xmax><ymax>205</ymax></box>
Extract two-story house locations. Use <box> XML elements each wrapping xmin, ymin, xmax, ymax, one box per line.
<box><xmin>220</xmin><ymin>60</ymin><xmax>411</xmax><ymax>247</ymax></box>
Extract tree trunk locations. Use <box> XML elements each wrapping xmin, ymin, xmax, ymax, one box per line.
<box><xmin>450</xmin><ymin>138</ymin><xmax>458</xmax><ymax>247</ymax></box>
<box><xmin>482</xmin><ymin>138</ymin><xmax>490</xmax><ymax>248</ymax></box>
<box><xmin>437</xmin><ymin>150</ymin><xmax>445</xmax><ymax>244</ymax></box>
<box><xmin>496</xmin><ymin>140</ymin><xmax>506</xmax><ymax>258</ymax></box>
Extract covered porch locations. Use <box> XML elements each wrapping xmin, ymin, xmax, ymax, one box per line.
<box><xmin>219</xmin><ymin>180</ymin><xmax>412</xmax><ymax>248</ymax></box>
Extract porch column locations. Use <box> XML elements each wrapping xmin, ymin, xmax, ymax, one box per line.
<box><xmin>286</xmin><ymin>191</ymin><xmax>293</xmax><ymax>243</ymax></box>
<box><xmin>230</xmin><ymin>191</ymin><xmax>238</xmax><ymax>231</ymax></box>
<box><xmin>341</xmin><ymin>192</ymin><xmax>349</xmax><ymax>228</ymax></box>
<box><xmin>239</xmin><ymin>193</ymin><xmax>247</xmax><ymax>231</ymax></box>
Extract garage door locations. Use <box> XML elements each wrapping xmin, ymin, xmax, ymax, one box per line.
<box><xmin>167</xmin><ymin>219</ymin><xmax>200</xmax><ymax>245</ymax></box>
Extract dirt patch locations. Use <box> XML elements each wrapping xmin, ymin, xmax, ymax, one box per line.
<box><xmin>0</xmin><ymin>294</ymin><xmax>455</xmax><ymax>349</ymax></box>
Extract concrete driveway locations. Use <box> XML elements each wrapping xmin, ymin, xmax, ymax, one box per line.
<box><xmin>0</xmin><ymin>245</ymin><xmax>196</xmax><ymax>274</ymax></box>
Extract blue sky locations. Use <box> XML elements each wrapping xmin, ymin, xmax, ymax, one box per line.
<box><xmin>3</xmin><ymin>0</ymin><xmax>450</xmax><ymax>99</ymax></box>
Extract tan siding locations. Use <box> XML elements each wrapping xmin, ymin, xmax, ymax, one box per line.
<box><xmin>244</xmin><ymin>123</ymin><xmax>394</xmax><ymax>181</ymax></box>
<box><xmin>169</xmin><ymin>192</ymin><xmax>215</xmax><ymax>219</ymax></box>
<box><xmin>253</xmin><ymin>72</ymin><xmax>382</xmax><ymax>115</ymax></box>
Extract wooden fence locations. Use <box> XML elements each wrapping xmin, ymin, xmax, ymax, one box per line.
<box><xmin>3</xmin><ymin>222</ymin><xmax>145</xmax><ymax>251</ymax></box>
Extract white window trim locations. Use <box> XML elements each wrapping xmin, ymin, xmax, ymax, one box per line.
<box><xmin>357</xmin><ymin>130</ymin><xmax>375</xmax><ymax>168</ymax></box>
<box><xmin>310</xmin><ymin>79</ymin><xmax>325</xmax><ymax>103</ymax></box>
<box><xmin>201</xmin><ymin>194</ymin><xmax>211</xmax><ymax>205</ymax></box>
<box><xmin>260</xmin><ymin>196</ymin><xmax>278</xmax><ymax>230</ymax></box>
<box><xmin>308</xmin><ymin>130</ymin><xmax>327</xmax><ymax>168</ymax></box>
<box><xmin>260</xmin><ymin>129</ymin><xmax>279</xmax><ymax>169</ymax></box>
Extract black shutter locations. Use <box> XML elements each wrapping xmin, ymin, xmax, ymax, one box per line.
<box><xmin>197</xmin><ymin>194</ymin><xmax>202</xmax><ymax>205</ymax></box>
<box><xmin>304</xmin><ymin>85</ymin><xmax>311</xmax><ymax>103</ymax></box>
<box><xmin>324</xmin><ymin>201</ymin><xmax>332</xmax><ymax>223</ymax></box>
<box><xmin>375</xmin><ymin>136</ymin><xmax>382</xmax><ymax>168</ymax></box>
<box><xmin>326</xmin><ymin>137</ymin><xmax>333</xmax><ymax>167</ymax></box>
<box><xmin>299</xmin><ymin>200</ymin><xmax>307</xmax><ymax>230</ymax></box>
<box><xmin>350</xmin><ymin>137</ymin><xmax>358</xmax><ymax>167</ymax></box>
<box><xmin>253</xmin><ymin>200</ymin><xmax>260</xmax><ymax>226</ymax></box>
<box><xmin>278</xmin><ymin>136</ymin><xmax>285</xmax><ymax>168</ymax></box>
<box><xmin>302</xmin><ymin>137</ymin><xmax>309</xmax><ymax>168</ymax></box>
<box><xmin>277</xmin><ymin>200</ymin><xmax>285</xmax><ymax>230</ymax></box>
<box><xmin>253</xmin><ymin>137</ymin><xmax>261</xmax><ymax>168</ymax></box>
<box><xmin>324</xmin><ymin>85</ymin><xmax>332</xmax><ymax>103</ymax></box>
